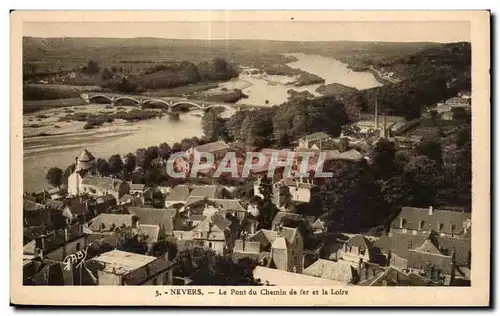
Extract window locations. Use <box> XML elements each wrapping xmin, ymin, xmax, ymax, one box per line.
<box><xmin>75</xmin><ymin>242</ymin><xmax>81</xmax><ymax>252</ymax></box>
<box><xmin>451</xmin><ymin>224</ymin><xmax>456</xmax><ymax>233</ymax></box>
<box><xmin>419</xmin><ymin>220</ymin><xmax>426</xmax><ymax>230</ymax></box>
<box><xmin>400</xmin><ymin>218</ymin><xmax>407</xmax><ymax>229</ymax></box>
<box><xmin>208</xmin><ymin>242</ymin><xmax>213</xmax><ymax>249</ymax></box>
<box><xmin>359</xmin><ymin>247</ymin><xmax>366</xmax><ymax>256</ymax></box>
<box><xmin>349</xmin><ymin>246</ymin><xmax>353</xmax><ymax>253</ymax></box>
<box><xmin>437</xmin><ymin>223</ymin><xmax>444</xmax><ymax>232</ymax></box>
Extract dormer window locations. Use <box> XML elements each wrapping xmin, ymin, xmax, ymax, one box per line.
<box><xmin>399</xmin><ymin>218</ymin><xmax>407</xmax><ymax>229</ymax></box>
<box><xmin>451</xmin><ymin>224</ymin><xmax>456</xmax><ymax>233</ymax></box>
<box><xmin>419</xmin><ymin>220</ymin><xmax>426</xmax><ymax>230</ymax></box>
<box><xmin>437</xmin><ymin>223</ymin><xmax>444</xmax><ymax>232</ymax></box>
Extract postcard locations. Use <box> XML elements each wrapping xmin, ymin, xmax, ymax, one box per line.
<box><xmin>11</xmin><ymin>10</ymin><xmax>490</xmax><ymax>306</ymax></box>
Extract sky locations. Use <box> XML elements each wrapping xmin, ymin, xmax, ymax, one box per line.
<box><xmin>23</xmin><ymin>21</ymin><xmax>471</xmax><ymax>43</ymax></box>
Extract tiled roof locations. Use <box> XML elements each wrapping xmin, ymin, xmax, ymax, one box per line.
<box><xmin>391</xmin><ymin>207</ymin><xmax>471</xmax><ymax>235</ymax></box>
<box><xmin>234</xmin><ymin>240</ymin><xmax>260</xmax><ymax>254</ymax></box>
<box><xmin>346</xmin><ymin>235</ymin><xmax>372</xmax><ymax>249</ymax></box>
<box><xmin>272</xmin><ymin>212</ymin><xmax>304</xmax><ymax>228</ymax></box>
<box><xmin>128</xmin><ymin>207</ymin><xmax>178</xmax><ymax>235</ymax></box>
<box><xmin>82</xmin><ymin>176</ymin><xmax>124</xmax><ymax>192</ymax></box>
<box><xmin>232</xmin><ymin>251</ymin><xmax>259</xmax><ymax>263</ymax></box>
<box><xmin>165</xmin><ymin>185</ymin><xmax>190</xmax><ymax>202</ymax></box>
<box><xmin>78</xmin><ymin>149</ymin><xmax>95</xmax><ymax>162</ymax></box>
<box><xmin>303</xmin><ymin>259</ymin><xmax>355</xmax><ymax>283</ymax></box>
<box><xmin>138</xmin><ymin>224</ymin><xmax>160</xmax><ymax>244</ymax></box>
<box><xmin>65</xmin><ymin>202</ymin><xmax>88</xmax><ymax>216</ymax></box>
<box><xmin>87</xmin><ymin>214</ymin><xmax>135</xmax><ymax>232</ymax></box>
<box><xmin>301</xmin><ymin>132</ymin><xmax>331</xmax><ymax>143</ymax></box>
<box><xmin>189</xmin><ymin>185</ymin><xmax>219</xmax><ymax>199</ymax></box>
<box><xmin>96</xmin><ymin>194</ymin><xmax>116</xmax><ymax>205</ymax></box>
<box><xmin>23</xmin><ymin>199</ymin><xmax>44</xmax><ymax>212</ymax></box>
<box><xmin>209</xmin><ymin>199</ymin><xmax>246</xmax><ymax>213</ymax></box>
<box><xmin>44</xmin><ymin>199</ymin><xmax>65</xmax><ymax>211</ymax></box>
<box><xmin>407</xmin><ymin>249</ymin><xmax>453</xmax><ymax>275</ymax></box>
<box><xmin>254</xmin><ymin>266</ymin><xmax>348</xmax><ymax>286</ymax></box>
<box><xmin>194</xmin><ymin>140</ymin><xmax>229</xmax><ymax>153</ymax></box>
<box><xmin>193</xmin><ymin>213</ymin><xmax>232</xmax><ymax>233</ymax></box>
<box><xmin>375</xmin><ymin>231</ymin><xmax>470</xmax><ymax>268</ymax></box>
<box><xmin>280</xmin><ymin>227</ymin><xmax>299</xmax><ymax>245</ymax></box>
<box><xmin>119</xmin><ymin>194</ymin><xmax>134</xmax><ymax>202</ymax></box>
<box><xmin>249</xmin><ymin>229</ymin><xmax>279</xmax><ymax>248</ymax></box>
<box><xmin>310</xmin><ymin>218</ymin><xmax>325</xmax><ymax>230</ymax></box>
<box><xmin>90</xmin><ymin>250</ymin><xmax>157</xmax><ymax>276</ymax></box>
<box><xmin>360</xmin><ymin>267</ymin><xmax>433</xmax><ymax>286</ymax></box>
<box><xmin>130</xmin><ymin>183</ymin><xmax>145</xmax><ymax>192</ymax></box>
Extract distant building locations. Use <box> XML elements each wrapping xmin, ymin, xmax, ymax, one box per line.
<box><xmin>86</xmin><ymin>214</ymin><xmax>138</xmax><ymax>233</ymax></box>
<box><xmin>297</xmin><ymin>132</ymin><xmax>331</xmax><ymax>150</ymax></box>
<box><xmin>164</xmin><ymin>185</ymin><xmax>190</xmax><ymax>208</ymax></box>
<box><xmin>62</xmin><ymin>202</ymin><xmax>90</xmax><ymax>223</ymax></box>
<box><xmin>303</xmin><ymin>258</ymin><xmax>356</xmax><ymax>284</ymax></box>
<box><xmin>390</xmin><ymin>206</ymin><xmax>471</xmax><ymax>238</ymax></box>
<box><xmin>87</xmin><ymin>250</ymin><xmax>175</xmax><ymax>285</ymax></box>
<box><xmin>253</xmin><ymin>266</ymin><xmax>347</xmax><ymax>286</ymax></box>
<box><xmin>128</xmin><ymin>207</ymin><xmax>181</xmax><ymax>238</ymax></box>
<box><xmin>250</xmin><ymin>226</ymin><xmax>304</xmax><ymax>273</ymax></box>
<box><xmin>187</xmin><ymin>140</ymin><xmax>230</xmax><ymax>160</ymax></box>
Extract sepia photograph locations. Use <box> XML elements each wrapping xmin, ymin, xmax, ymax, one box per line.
<box><xmin>10</xmin><ymin>10</ymin><xmax>490</xmax><ymax>306</ymax></box>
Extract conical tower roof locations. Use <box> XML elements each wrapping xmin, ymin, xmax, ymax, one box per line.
<box><xmin>78</xmin><ymin>149</ymin><xmax>95</xmax><ymax>163</ymax></box>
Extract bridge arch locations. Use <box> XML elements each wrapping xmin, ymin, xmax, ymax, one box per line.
<box><xmin>170</xmin><ymin>101</ymin><xmax>206</xmax><ymax>110</ymax></box>
<box><xmin>114</xmin><ymin>96</ymin><xmax>142</xmax><ymax>104</ymax></box>
<box><xmin>86</xmin><ymin>94</ymin><xmax>114</xmax><ymax>103</ymax></box>
<box><xmin>142</xmin><ymin>99</ymin><xmax>172</xmax><ymax>107</ymax></box>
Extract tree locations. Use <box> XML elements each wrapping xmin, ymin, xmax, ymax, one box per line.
<box><xmin>174</xmin><ymin>248</ymin><xmax>260</xmax><ymax>285</ymax></box>
<box><xmin>159</xmin><ymin>142</ymin><xmax>171</xmax><ymax>160</ymax></box>
<box><xmin>403</xmin><ymin>155</ymin><xmax>440</xmax><ymax>207</ymax></box>
<box><xmin>45</xmin><ymin>167</ymin><xmax>63</xmax><ymax>188</ymax></box>
<box><xmin>102</xmin><ymin>67</ymin><xmax>113</xmax><ymax>80</ymax></box>
<box><xmin>96</xmin><ymin>158</ymin><xmax>110</xmax><ymax>176</ymax></box>
<box><xmin>339</xmin><ymin>137</ymin><xmax>350</xmax><ymax>153</ymax></box>
<box><xmin>63</xmin><ymin>163</ymin><xmax>76</xmax><ymax>180</ymax></box>
<box><xmin>371</xmin><ymin>138</ymin><xmax>397</xmax><ymax>178</ymax></box>
<box><xmin>415</xmin><ymin>139</ymin><xmax>442</xmax><ymax>167</ymax></box>
<box><xmin>124</xmin><ymin>153</ymin><xmax>137</xmax><ymax>173</ymax></box>
<box><xmin>256</xmin><ymin>176</ymin><xmax>279</xmax><ymax>229</ymax></box>
<box><xmin>171</xmin><ymin>142</ymin><xmax>182</xmax><ymax>153</ymax></box>
<box><xmin>108</xmin><ymin>154</ymin><xmax>124</xmax><ymax>174</ymax></box>
<box><xmin>201</xmin><ymin>109</ymin><xmax>226</xmax><ymax>141</ymax></box>
<box><xmin>82</xmin><ymin>60</ymin><xmax>100</xmax><ymax>74</ymax></box>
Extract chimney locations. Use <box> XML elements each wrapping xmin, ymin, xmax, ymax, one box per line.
<box><xmin>64</xmin><ymin>227</ymin><xmax>70</xmax><ymax>242</ymax></box>
<box><xmin>429</xmin><ymin>206</ymin><xmax>434</xmax><ymax>215</ymax></box>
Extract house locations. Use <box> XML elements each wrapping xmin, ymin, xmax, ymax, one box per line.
<box><xmin>128</xmin><ymin>207</ymin><xmax>181</xmax><ymax>238</ymax></box>
<box><xmin>445</xmin><ymin>96</ymin><xmax>471</xmax><ymax>107</ymax></box>
<box><xmin>129</xmin><ymin>183</ymin><xmax>146</xmax><ymax>197</ymax></box>
<box><xmin>86</xmin><ymin>214</ymin><xmax>138</xmax><ymax>233</ymax></box>
<box><xmin>23</xmin><ymin>198</ymin><xmax>50</xmax><ymax>227</ymax></box>
<box><xmin>232</xmin><ymin>236</ymin><xmax>261</xmax><ymax>263</ymax></box>
<box><xmin>191</xmin><ymin>213</ymin><xmax>237</xmax><ymax>254</ymax></box>
<box><xmin>62</xmin><ymin>202</ymin><xmax>90</xmax><ymax>223</ymax></box>
<box><xmin>253</xmin><ymin>266</ymin><xmax>347</xmax><ymax>286</ymax></box>
<box><xmin>310</xmin><ymin>218</ymin><xmax>326</xmax><ymax>235</ymax></box>
<box><xmin>374</xmin><ymin>231</ymin><xmax>471</xmax><ymax>285</ymax></box>
<box><xmin>359</xmin><ymin>266</ymin><xmax>435</xmax><ymax>286</ymax></box>
<box><xmin>138</xmin><ymin>224</ymin><xmax>161</xmax><ymax>246</ymax></box>
<box><xmin>23</xmin><ymin>223</ymin><xmax>89</xmax><ymax>263</ymax></box>
<box><xmin>440</xmin><ymin>111</ymin><xmax>455</xmax><ymax>121</ymax></box>
<box><xmin>80</xmin><ymin>176</ymin><xmax>130</xmax><ymax>200</ymax></box>
<box><xmin>338</xmin><ymin>234</ymin><xmax>375</xmax><ymax>264</ymax></box>
<box><xmin>250</xmin><ymin>226</ymin><xmax>304</xmax><ymax>273</ymax></box>
<box><xmin>271</xmin><ymin>212</ymin><xmax>304</xmax><ymax>231</ymax></box>
<box><xmin>189</xmin><ymin>185</ymin><xmax>222</xmax><ymax>200</ymax></box>
<box><xmin>187</xmin><ymin>140</ymin><xmax>230</xmax><ymax>160</ymax></box>
<box><xmin>165</xmin><ymin>185</ymin><xmax>190</xmax><ymax>208</ymax></box>
<box><xmin>118</xmin><ymin>194</ymin><xmax>143</xmax><ymax>207</ymax></box>
<box><xmin>297</xmin><ymin>132</ymin><xmax>331</xmax><ymax>149</ymax></box>
<box><xmin>280</xmin><ymin>178</ymin><xmax>315</xmax><ymax>203</ymax></box>
<box><xmin>303</xmin><ymin>259</ymin><xmax>355</xmax><ymax>284</ymax></box>
<box><xmin>86</xmin><ymin>250</ymin><xmax>175</xmax><ymax>285</ymax></box>
<box><xmin>390</xmin><ymin>206</ymin><xmax>471</xmax><ymax>238</ymax></box>
<box><xmin>95</xmin><ymin>194</ymin><xmax>117</xmax><ymax>214</ymax></box>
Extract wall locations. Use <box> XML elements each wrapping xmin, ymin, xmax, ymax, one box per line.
<box><xmin>97</xmin><ymin>270</ymin><xmax>122</xmax><ymax>285</ymax></box>
<box><xmin>45</xmin><ymin>236</ymin><xmax>89</xmax><ymax>262</ymax></box>
<box><xmin>204</xmin><ymin>240</ymin><xmax>225</xmax><ymax>254</ymax></box>
<box><xmin>390</xmin><ymin>253</ymin><xmax>408</xmax><ymax>270</ymax></box>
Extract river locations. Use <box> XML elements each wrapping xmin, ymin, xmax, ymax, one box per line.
<box><xmin>23</xmin><ymin>53</ymin><xmax>381</xmax><ymax>192</ymax></box>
